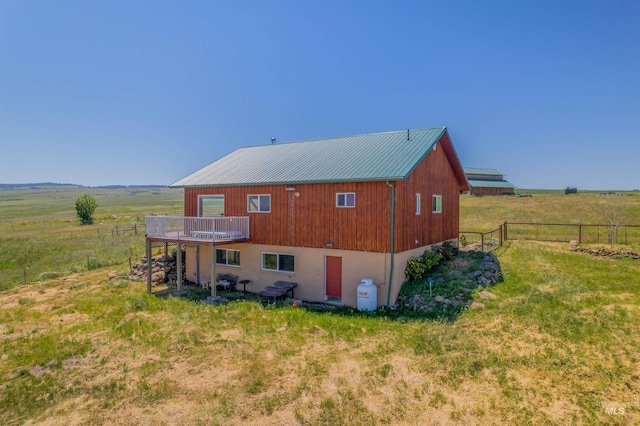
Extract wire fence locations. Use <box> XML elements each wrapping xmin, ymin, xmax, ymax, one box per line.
<box><xmin>461</xmin><ymin>222</ymin><xmax>640</xmax><ymax>251</ymax></box>
<box><xmin>460</xmin><ymin>224</ymin><xmax>504</xmax><ymax>252</ymax></box>
<box><xmin>504</xmin><ymin>222</ymin><xmax>640</xmax><ymax>245</ymax></box>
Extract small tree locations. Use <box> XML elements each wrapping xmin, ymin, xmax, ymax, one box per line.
<box><xmin>75</xmin><ymin>194</ymin><xmax>98</xmax><ymax>224</ymax></box>
<box><xmin>603</xmin><ymin>203</ymin><xmax>625</xmax><ymax>244</ymax></box>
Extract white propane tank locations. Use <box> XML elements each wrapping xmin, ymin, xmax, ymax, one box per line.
<box><xmin>357</xmin><ymin>278</ymin><xmax>377</xmax><ymax>311</ymax></box>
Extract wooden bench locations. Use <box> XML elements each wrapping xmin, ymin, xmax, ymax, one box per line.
<box><xmin>216</xmin><ymin>273</ymin><xmax>238</xmax><ymax>291</ymax></box>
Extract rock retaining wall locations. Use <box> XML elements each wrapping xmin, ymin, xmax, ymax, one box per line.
<box><xmin>128</xmin><ymin>255</ymin><xmax>184</xmax><ymax>286</ymax></box>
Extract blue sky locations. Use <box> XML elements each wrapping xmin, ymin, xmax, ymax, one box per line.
<box><xmin>1</xmin><ymin>0</ymin><xmax>638</xmax><ymax>190</ymax></box>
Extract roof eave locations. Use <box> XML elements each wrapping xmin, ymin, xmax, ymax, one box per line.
<box><xmin>170</xmin><ymin>176</ymin><xmax>408</xmax><ymax>189</ymax></box>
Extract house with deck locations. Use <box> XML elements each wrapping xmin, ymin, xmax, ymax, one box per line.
<box><xmin>464</xmin><ymin>167</ymin><xmax>516</xmax><ymax>196</ymax></box>
<box><xmin>145</xmin><ymin>127</ymin><xmax>469</xmax><ymax>307</ymax></box>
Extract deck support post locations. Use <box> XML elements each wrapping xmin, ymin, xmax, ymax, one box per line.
<box><xmin>195</xmin><ymin>245</ymin><xmax>200</xmax><ymax>286</ymax></box>
<box><xmin>177</xmin><ymin>243</ymin><xmax>182</xmax><ymax>292</ymax></box>
<box><xmin>146</xmin><ymin>240</ymin><xmax>152</xmax><ymax>295</ymax></box>
<box><xmin>211</xmin><ymin>244</ymin><xmax>216</xmax><ymax>297</ymax></box>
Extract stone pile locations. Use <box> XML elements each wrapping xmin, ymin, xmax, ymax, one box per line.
<box><xmin>569</xmin><ymin>241</ymin><xmax>639</xmax><ymax>259</ymax></box>
<box><xmin>128</xmin><ymin>255</ymin><xmax>182</xmax><ymax>286</ymax></box>
<box><xmin>469</xmin><ymin>252</ymin><xmax>502</xmax><ymax>286</ymax></box>
<box><xmin>398</xmin><ymin>250</ymin><xmax>503</xmax><ymax>312</ymax></box>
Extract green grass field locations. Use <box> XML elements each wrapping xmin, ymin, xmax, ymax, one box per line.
<box><xmin>0</xmin><ymin>187</ymin><xmax>639</xmax><ymax>424</ymax></box>
<box><xmin>0</xmin><ymin>187</ymin><xmax>183</xmax><ymax>290</ymax></box>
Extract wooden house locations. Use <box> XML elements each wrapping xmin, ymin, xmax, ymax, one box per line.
<box><xmin>464</xmin><ymin>167</ymin><xmax>516</xmax><ymax>196</ymax></box>
<box><xmin>145</xmin><ymin>127</ymin><xmax>469</xmax><ymax>307</ymax></box>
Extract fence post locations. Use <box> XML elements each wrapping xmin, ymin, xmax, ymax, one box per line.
<box><xmin>499</xmin><ymin>224</ymin><xmax>503</xmax><ymax>246</ymax></box>
<box><xmin>134</xmin><ymin>224</ymin><xmax>137</xmax><ymax>235</ymax></box>
<box><xmin>481</xmin><ymin>232</ymin><xmax>485</xmax><ymax>252</ymax></box>
<box><xmin>578</xmin><ymin>224</ymin><xmax>582</xmax><ymax>245</ymax></box>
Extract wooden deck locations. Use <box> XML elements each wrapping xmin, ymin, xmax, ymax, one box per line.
<box><xmin>145</xmin><ymin>216</ymin><xmax>249</xmax><ymax>244</ymax></box>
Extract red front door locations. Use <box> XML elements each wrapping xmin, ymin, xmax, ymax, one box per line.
<box><xmin>325</xmin><ymin>256</ymin><xmax>342</xmax><ymax>299</ymax></box>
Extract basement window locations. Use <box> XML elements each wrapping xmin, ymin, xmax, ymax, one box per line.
<box><xmin>432</xmin><ymin>195</ymin><xmax>442</xmax><ymax>213</ymax></box>
<box><xmin>336</xmin><ymin>192</ymin><xmax>355</xmax><ymax>208</ymax></box>
<box><xmin>216</xmin><ymin>249</ymin><xmax>240</xmax><ymax>267</ymax></box>
<box><xmin>262</xmin><ymin>252</ymin><xmax>295</xmax><ymax>273</ymax></box>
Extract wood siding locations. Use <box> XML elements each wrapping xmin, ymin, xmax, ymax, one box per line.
<box><xmin>394</xmin><ymin>137</ymin><xmax>462</xmax><ymax>252</ymax></box>
<box><xmin>470</xmin><ymin>187</ymin><xmax>515</xmax><ymax>196</ymax></box>
<box><xmin>184</xmin><ymin>134</ymin><xmax>464</xmax><ymax>253</ymax></box>
<box><xmin>185</xmin><ymin>182</ymin><xmax>392</xmax><ymax>252</ymax></box>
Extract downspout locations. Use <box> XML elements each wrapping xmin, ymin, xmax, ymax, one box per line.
<box><xmin>386</xmin><ymin>181</ymin><xmax>395</xmax><ymax>309</ymax></box>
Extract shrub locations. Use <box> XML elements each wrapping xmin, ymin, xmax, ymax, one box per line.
<box><xmin>433</xmin><ymin>241</ymin><xmax>459</xmax><ymax>261</ymax></box>
<box><xmin>404</xmin><ymin>249</ymin><xmax>443</xmax><ymax>281</ymax></box>
<box><xmin>421</xmin><ymin>249</ymin><xmax>443</xmax><ymax>270</ymax></box>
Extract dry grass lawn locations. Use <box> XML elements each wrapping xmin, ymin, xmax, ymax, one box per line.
<box><xmin>1</xmin><ymin>240</ymin><xmax>639</xmax><ymax>425</ymax></box>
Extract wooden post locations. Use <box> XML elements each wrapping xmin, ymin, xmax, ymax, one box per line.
<box><xmin>176</xmin><ymin>243</ymin><xmax>182</xmax><ymax>292</ymax></box>
<box><xmin>578</xmin><ymin>224</ymin><xmax>582</xmax><ymax>245</ymax></box>
<box><xmin>146</xmin><ymin>240</ymin><xmax>152</xmax><ymax>295</ymax></box>
<box><xmin>195</xmin><ymin>245</ymin><xmax>200</xmax><ymax>286</ymax></box>
<box><xmin>211</xmin><ymin>244</ymin><xmax>216</xmax><ymax>297</ymax></box>
<box><xmin>164</xmin><ymin>243</ymin><xmax>168</xmax><ymax>258</ymax></box>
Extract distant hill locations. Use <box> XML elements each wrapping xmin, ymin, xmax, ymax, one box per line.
<box><xmin>0</xmin><ymin>182</ymin><xmax>167</xmax><ymax>189</ymax></box>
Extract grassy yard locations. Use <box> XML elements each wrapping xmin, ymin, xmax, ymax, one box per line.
<box><xmin>0</xmin><ymin>241</ymin><xmax>638</xmax><ymax>425</ymax></box>
<box><xmin>0</xmin><ymin>188</ymin><xmax>639</xmax><ymax>424</ymax></box>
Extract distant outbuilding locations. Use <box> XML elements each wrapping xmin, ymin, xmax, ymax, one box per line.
<box><xmin>564</xmin><ymin>187</ymin><xmax>578</xmax><ymax>195</ymax></box>
<box><xmin>464</xmin><ymin>168</ymin><xmax>516</xmax><ymax>196</ymax></box>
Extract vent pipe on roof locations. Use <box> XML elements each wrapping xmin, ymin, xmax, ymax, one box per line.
<box><xmin>271</xmin><ymin>137</ymin><xmax>276</xmax><ymax>144</ymax></box>
<box><xmin>407</xmin><ymin>129</ymin><xmax>411</xmax><ymax>141</ymax></box>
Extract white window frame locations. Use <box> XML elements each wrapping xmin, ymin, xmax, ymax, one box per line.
<box><xmin>198</xmin><ymin>195</ymin><xmax>224</xmax><ymax>217</ymax></box>
<box><xmin>262</xmin><ymin>252</ymin><xmax>295</xmax><ymax>273</ymax></box>
<box><xmin>432</xmin><ymin>194</ymin><xmax>442</xmax><ymax>214</ymax></box>
<box><xmin>247</xmin><ymin>194</ymin><xmax>271</xmax><ymax>213</ymax></box>
<box><xmin>336</xmin><ymin>192</ymin><xmax>356</xmax><ymax>208</ymax></box>
<box><xmin>216</xmin><ymin>248</ymin><xmax>240</xmax><ymax>267</ymax></box>
<box><xmin>416</xmin><ymin>193</ymin><xmax>421</xmax><ymax>215</ymax></box>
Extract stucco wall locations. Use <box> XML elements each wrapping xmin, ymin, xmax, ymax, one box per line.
<box><xmin>184</xmin><ymin>239</ymin><xmax>457</xmax><ymax>307</ymax></box>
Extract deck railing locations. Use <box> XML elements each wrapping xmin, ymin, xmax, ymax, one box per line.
<box><xmin>145</xmin><ymin>215</ymin><xmax>249</xmax><ymax>242</ymax></box>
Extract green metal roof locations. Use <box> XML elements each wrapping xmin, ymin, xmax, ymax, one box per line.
<box><xmin>171</xmin><ymin>127</ymin><xmax>452</xmax><ymax>187</ymax></box>
<box><xmin>467</xmin><ymin>179</ymin><xmax>516</xmax><ymax>189</ymax></box>
<box><xmin>464</xmin><ymin>167</ymin><xmax>504</xmax><ymax>176</ymax></box>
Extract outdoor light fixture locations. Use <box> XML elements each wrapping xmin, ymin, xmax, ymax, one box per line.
<box><xmin>326</xmin><ymin>241</ymin><xmax>333</xmax><ymax>248</ymax></box>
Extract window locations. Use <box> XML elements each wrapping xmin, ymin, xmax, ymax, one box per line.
<box><xmin>336</xmin><ymin>192</ymin><xmax>355</xmax><ymax>208</ymax></box>
<box><xmin>216</xmin><ymin>249</ymin><xmax>240</xmax><ymax>266</ymax></box>
<box><xmin>199</xmin><ymin>195</ymin><xmax>224</xmax><ymax>217</ymax></box>
<box><xmin>432</xmin><ymin>195</ymin><xmax>442</xmax><ymax>213</ymax></box>
<box><xmin>248</xmin><ymin>194</ymin><xmax>270</xmax><ymax>212</ymax></box>
<box><xmin>416</xmin><ymin>193</ymin><xmax>421</xmax><ymax>215</ymax></box>
<box><xmin>262</xmin><ymin>252</ymin><xmax>294</xmax><ymax>273</ymax></box>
